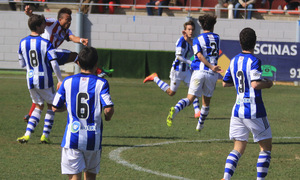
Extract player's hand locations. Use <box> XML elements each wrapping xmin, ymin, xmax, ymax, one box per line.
<box><xmin>81</xmin><ymin>38</ymin><xmax>88</xmax><ymax>46</ymax></box>
<box><xmin>155</xmin><ymin>1</ymin><xmax>160</xmax><ymax>6</ymax></box>
<box><xmin>57</xmin><ymin>81</ymin><xmax>62</xmax><ymax>90</ymax></box>
<box><xmin>211</xmin><ymin>65</ymin><xmax>223</xmax><ymax>73</ymax></box>
<box><xmin>262</xmin><ymin>78</ymin><xmax>273</xmax><ymax>88</ymax></box>
<box><xmin>24</xmin><ymin>5</ymin><xmax>33</xmax><ymax>16</ymax></box>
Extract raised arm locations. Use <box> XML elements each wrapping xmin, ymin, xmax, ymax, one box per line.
<box><xmin>24</xmin><ymin>5</ymin><xmax>33</xmax><ymax>17</ymax></box>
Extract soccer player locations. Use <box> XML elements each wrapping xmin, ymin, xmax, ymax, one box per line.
<box><xmin>221</xmin><ymin>27</ymin><xmax>273</xmax><ymax>180</ymax></box>
<box><xmin>23</xmin><ymin>5</ymin><xmax>114</xmax><ymax>121</ymax></box>
<box><xmin>52</xmin><ymin>46</ymin><xmax>114</xmax><ymax>180</ymax></box>
<box><xmin>143</xmin><ymin>21</ymin><xmax>201</xmax><ymax>118</ymax></box>
<box><xmin>166</xmin><ymin>14</ymin><xmax>222</xmax><ymax>131</ymax></box>
<box><xmin>17</xmin><ymin>14</ymin><xmax>63</xmax><ymax>144</ymax></box>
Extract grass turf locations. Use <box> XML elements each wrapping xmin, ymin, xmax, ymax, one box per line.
<box><xmin>0</xmin><ymin>72</ymin><xmax>299</xmax><ymax>179</ymax></box>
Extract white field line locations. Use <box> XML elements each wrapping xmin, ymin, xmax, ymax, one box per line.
<box><xmin>109</xmin><ymin>137</ymin><xmax>300</xmax><ymax>179</ymax></box>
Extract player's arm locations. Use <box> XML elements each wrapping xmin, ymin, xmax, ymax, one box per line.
<box><xmin>251</xmin><ymin>79</ymin><xmax>273</xmax><ymax>90</ymax></box>
<box><xmin>24</xmin><ymin>5</ymin><xmax>33</xmax><ymax>17</ymax></box>
<box><xmin>223</xmin><ymin>81</ymin><xmax>234</xmax><ymax>87</ymax></box>
<box><xmin>50</xmin><ymin>60</ymin><xmax>64</xmax><ymax>89</ymax></box>
<box><xmin>196</xmin><ymin>52</ymin><xmax>222</xmax><ymax>73</ymax></box>
<box><xmin>52</xmin><ymin>104</ymin><xmax>67</xmax><ymax>112</ymax></box>
<box><xmin>176</xmin><ymin>55</ymin><xmax>192</xmax><ymax>65</ymax></box>
<box><xmin>104</xmin><ymin>105</ymin><xmax>114</xmax><ymax>121</ymax></box>
<box><xmin>69</xmin><ymin>35</ymin><xmax>88</xmax><ymax>46</ymax></box>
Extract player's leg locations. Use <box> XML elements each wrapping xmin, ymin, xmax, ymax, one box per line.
<box><xmin>222</xmin><ymin>140</ymin><xmax>247</xmax><ymax>180</ymax></box>
<box><xmin>40</xmin><ymin>103</ymin><xmax>55</xmax><ymax>144</ymax></box>
<box><xmin>183</xmin><ymin>70</ymin><xmax>200</xmax><ymax>117</ymax></box>
<box><xmin>68</xmin><ymin>173</ymin><xmax>82</xmax><ymax>180</ymax></box>
<box><xmin>40</xmin><ymin>87</ymin><xmax>56</xmax><ymax>144</ymax></box>
<box><xmin>24</xmin><ymin>103</ymin><xmax>36</xmax><ymax>122</ymax></box>
<box><xmin>196</xmin><ymin>96</ymin><xmax>211</xmax><ymax>131</ymax></box>
<box><xmin>193</xmin><ymin>98</ymin><xmax>200</xmax><ymax>118</ymax></box>
<box><xmin>84</xmin><ymin>172</ymin><xmax>96</xmax><ymax>180</ymax></box>
<box><xmin>222</xmin><ymin>117</ymin><xmax>250</xmax><ymax>180</ymax></box>
<box><xmin>167</xmin><ymin>94</ymin><xmax>195</xmax><ymax>127</ymax></box>
<box><xmin>257</xmin><ymin>138</ymin><xmax>272</xmax><ymax>180</ymax></box>
<box><xmin>17</xmin><ymin>103</ymin><xmax>43</xmax><ymax>143</ymax></box>
<box><xmin>143</xmin><ymin>72</ymin><xmax>171</xmax><ymax>92</ymax></box>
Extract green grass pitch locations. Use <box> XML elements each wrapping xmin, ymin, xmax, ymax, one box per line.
<box><xmin>0</xmin><ymin>72</ymin><xmax>299</xmax><ymax>179</ymax></box>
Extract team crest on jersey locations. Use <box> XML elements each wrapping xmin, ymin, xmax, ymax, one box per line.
<box><xmin>71</xmin><ymin>121</ymin><xmax>81</xmax><ymax>133</ymax></box>
<box><xmin>28</xmin><ymin>70</ymin><xmax>34</xmax><ymax>78</ymax></box>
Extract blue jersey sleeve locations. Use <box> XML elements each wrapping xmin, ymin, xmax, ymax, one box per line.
<box><xmin>100</xmin><ymin>80</ymin><xmax>114</xmax><ymax>108</ymax></box>
<box><xmin>52</xmin><ymin>80</ymin><xmax>66</xmax><ymax>108</ymax></box>
<box><xmin>46</xmin><ymin>42</ymin><xmax>57</xmax><ymax>61</ymax></box>
<box><xmin>250</xmin><ymin>58</ymin><xmax>262</xmax><ymax>81</ymax></box>
<box><xmin>192</xmin><ymin>37</ymin><xmax>202</xmax><ymax>57</ymax></box>
<box><xmin>223</xmin><ymin>66</ymin><xmax>233</xmax><ymax>83</ymax></box>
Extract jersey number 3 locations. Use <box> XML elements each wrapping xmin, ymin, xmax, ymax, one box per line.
<box><xmin>236</xmin><ymin>70</ymin><xmax>245</xmax><ymax>93</ymax></box>
<box><xmin>77</xmin><ymin>92</ymin><xmax>90</xmax><ymax>119</ymax></box>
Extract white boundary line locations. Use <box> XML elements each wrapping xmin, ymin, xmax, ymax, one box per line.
<box><xmin>108</xmin><ymin>137</ymin><xmax>300</xmax><ymax>179</ymax></box>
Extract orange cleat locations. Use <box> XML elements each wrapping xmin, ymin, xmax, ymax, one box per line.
<box><xmin>194</xmin><ymin>111</ymin><xmax>200</xmax><ymax>119</ymax></box>
<box><xmin>143</xmin><ymin>73</ymin><xmax>158</xmax><ymax>83</ymax></box>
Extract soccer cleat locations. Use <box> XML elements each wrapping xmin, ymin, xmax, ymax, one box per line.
<box><xmin>97</xmin><ymin>67</ymin><xmax>114</xmax><ymax>78</ymax></box>
<box><xmin>194</xmin><ymin>111</ymin><xmax>200</xmax><ymax>119</ymax></box>
<box><xmin>17</xmin><ymin>135</ymin><xmax>30</xmax><ymax>144</ymax></box>
<box><xmin>196</xmin><ymin>121</ymin><xmax>204</xmax><ymax>132</ymax></box>
<box><xmin>23</xmin><ymin>114</ymin><xmax>30</xmax><ymax>123</ymax></box>
<box><xmin>143</xmin><ymin>73</ymin><xmax>158</xmax><ymax>83</ymax></box>
<box><xmin>167</xmin><ymin>107</ymin><xmax>175</xmax><ymax>127</ymax></box>
<box><xmin>40</xmin><ymin>135</ymin><xmax>51</xmax><ymax>144</ymax></box>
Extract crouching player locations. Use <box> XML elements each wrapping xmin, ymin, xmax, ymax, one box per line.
<box><xmin>221</xmin><ymin>27</ymin><xmax>273</xmax><ymax>180</ymax></box>
<box><xmin>17</xmin><ymin>14</ymin><xmax>63</xmax><ymax>144</ymax></box>
<box><xmin>52</xmin><ymin>46</ymin><xmax>114</xmax><ymax>180</ymax></box>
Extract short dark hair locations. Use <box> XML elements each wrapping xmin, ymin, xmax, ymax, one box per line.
<box><xmin>184</xmin><ymin>21</ymin><xmax>195</xmax><ymax>30</ymax></box>
<box><xmin>198</xmin><ymin>14</ymin><xmax>217</xmax><ymax>31</ymax></box>
<box><xmin>239</xmin><ymin>27</ymin><xmax>257</xmax><ymax>51</ymax></box>
<box><xmin>28</xmin><ymin>14</ymin><xmax>45</xmax><ymax>31</ymax></box>
<box><xmin>78</xmin><ymin>46</ymin><xmax>98</xmax><ymax>70</ymax></box>
<box><xmin>57</xmin><ymin>8</ymin><xmax>72</xmax><ymax>19</ymax></box>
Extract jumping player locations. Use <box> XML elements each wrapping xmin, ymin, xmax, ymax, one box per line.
<box><xmin>166</xmin><ymin>14</ymin><xmax>222</xmax><ymax>131</ymax></box>
<box><xmin>221</xmin><ymin>27</ymin><xmax>273</xmax><ymax>180</ymax></box>
<box><xmin>143</xmin><ymin>21</ymin><xmax>200</xmax><ymax>118</ymax></box>
<box><xmin>17</xmin><ymin>14</ymin><xmax>63</xmax><ymax>144</ymax></box>
<box><xmin>23</xmin><ymin>5</ymin><xmax>114</xmax><ymax>121</ymax></box>
<box><xmin>52</xmin><ymin>46</ymin><xmax>114</xmax><ymax>180</ymax></box>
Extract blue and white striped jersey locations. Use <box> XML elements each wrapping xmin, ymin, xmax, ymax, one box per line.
<box><xmin>172</xmin><ymin>36</ymin><xmax>193</xmax><ymax>72</ymax></box>
<box><xmin>52</xmin><ymin>73</ymin><xmax>114</xmax><ymax>151</ymax></box>
<box><xmin>18</xmin><ymin>35</ymin><xmax>57</xmax><ymax>90</ymax></box>
<box><xmin>192</xmin><ymin>32</ymin><xmax>220</xmax><ymax>72</ymax></box>
<box><xmin>223</xmin><ymin>53</ymin><xmax>267</xmax><ymax>119</ymax></box>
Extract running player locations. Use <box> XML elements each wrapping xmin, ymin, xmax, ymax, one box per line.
<box><xmin>143</xmin><ymin>21</ymin><xmax>200</xmax><ymax>118</ymax></box>
<box><xmin>17</xmin><ymin>14</ymin><xmax>63</xmax><ymax>144</ymax></box>
<box><xmin>52</xmin><ymin>46</ymin><xmax>114</xmax><ymax>180</ymax></box>
<box><xmin>23</xmin><ymin>5</ymin><xmax>113</xmax><ymax>121</ymax></box>
<box><xmin>221</xmin><ymin>27</ymin><xmax>273</xmax><ymax>180</ymax></box>
<box><xmin>166</xmin><ymin>14</ymin><xmax>222</xmax><ymax>131</ymax></box>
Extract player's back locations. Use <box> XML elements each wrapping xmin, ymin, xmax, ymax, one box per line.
<box><xmin>59</xmin><ymin>73</ymin><xmax>112</xmax><ymax>151</ymax></box>
<box><xmin>19</xmin><ymin>35</ymin><xmax>56</xmax><ymax>90</ymax></box>
<box><xmin>228</xmin><ymin>53</ymin><xmax>266</xmax><ymax>119</ymax></box>
<box><xmin>192</xmin><ymin>32</ymin><xmax>220</xmax><ymax>72</ymax></box>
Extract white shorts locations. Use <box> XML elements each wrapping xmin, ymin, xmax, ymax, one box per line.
<box><xmin>61</xmin><ymin>148</ymin><xmax>102</xmax><ymax>175</ymax></box>
<box><xmin>29</xmin><ymin>87</ymin><xmax>55</xmax><ymax>105</ymax></box>
<box><xmin>188</xmin><ymin>70</ymin><xmax>218</xmax><ymax>97</ymax></box>
<box><xmin>229</xmin><ymin>116</ymin><xmax>272</xmax><ymax>142</ymax></box>
<box><xmin>169</xmin><ymin>67</ymin><xmax>191</xmax><ymax>92</ymax></box>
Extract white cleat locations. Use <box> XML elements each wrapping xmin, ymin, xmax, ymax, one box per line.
<box><xmin>196</xmin><ymin>122</ymin><xmax>204</xmax><ymax>132</ymax></box>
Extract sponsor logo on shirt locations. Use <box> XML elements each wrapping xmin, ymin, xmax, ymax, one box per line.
<box><xmin>71</xmin><ymin>121</ymin><xmax>81</xmax><ymax>133</ymax></box>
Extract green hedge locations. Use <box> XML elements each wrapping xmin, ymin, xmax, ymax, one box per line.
<box><xmin>96</xmin><ymin>49</ymin><xmax>175</xmax><ymax>79</ymax></box>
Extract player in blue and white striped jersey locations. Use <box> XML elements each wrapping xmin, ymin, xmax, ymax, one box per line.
<box><xmin>222</xmin><ymin>28</ymin><xmax>273</xmax><ymax>180</ymax></box>
<box><xmin>17</xmin><ymin>14</ymin><xmax>63</xmax><ymax>144</ymax></box>
<box><xmin>143</xmin><ymin>21</ymin><xmax>200</xmax><ymax>118</ymax></box>
<box><xmin>167</xmin><ymin>14</ymin><xmax>222</xmax><ymax>130</ymax></box>
<box><xmin>52</xmin><ymin>47</ymin><xmax>114</xmax><ymax>179</ymax></box>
